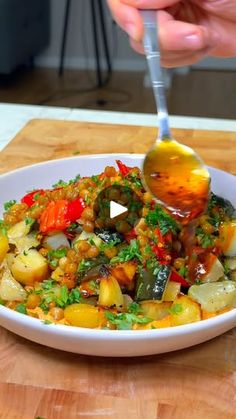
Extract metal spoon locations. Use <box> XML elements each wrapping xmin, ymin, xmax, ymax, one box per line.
<box><xmin>141</xmin><ymin>10</ymin><xmax>210</xmax><ymax>224</ymax></box>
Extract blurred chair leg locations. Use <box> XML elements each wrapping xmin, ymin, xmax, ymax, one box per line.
<box><xmin>59</xmin><ymin>0</ymin><xmax>112</xmax><ymax>86</ymax></box>
<box><xmin>97</xmin><ymin>0</ymin><xmax>112</xmax><ymax>82</ymax></box>
<box><xmin>90</xmin><ymin>0</ymin><xmax>103</xmax><ymax>87</ymax></box>
<box><xmin>59</xmin><ymin>0</ymin><xmax>71</xmax><ymax>77</ymax></box>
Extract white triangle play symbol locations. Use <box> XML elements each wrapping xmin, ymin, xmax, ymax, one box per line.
<box><xmin>110</xmin><ymin>201</ymin><xmax>128</xmax><ymax>219</ymax></box>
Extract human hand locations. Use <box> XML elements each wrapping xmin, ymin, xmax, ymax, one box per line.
<box><xmin>107</xmin><ymin>0</ymin><xmax>236</xmax><ymax>67</ymax></box>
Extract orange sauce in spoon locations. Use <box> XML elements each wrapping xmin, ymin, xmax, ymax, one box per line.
<box><xmin>143</xmin><ymin>138</ymin><xmax>210</xmax><ymax>225</ymax></box>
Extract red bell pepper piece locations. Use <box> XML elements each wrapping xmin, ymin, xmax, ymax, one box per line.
<box><xmin>39</xmin><ymin>197</ymin><xmax>86</xmax><ymax>234</ymax></box>
<box><xmin>151</xmin><ymin>244</ymin><xmax>171</xmax><ymax>265</ymax></box>
<box><xmin>155</xmin><ymin>227</ymin><xmax>172</xmax><ymax>244</ymax></box>
<box><xmin>124</xmin><ymin>228</ymin><xmax>137</xmax><ymax>243</ymax></box>
<box><xmin>170</xmin><ymin>269</ymin><xmax>190</xmax><ymax>287</ymax></box>
<box><xmin>116</xmin><ymin>160</ymin><xmax>131</xmax><ymax>176</ymax></box>
<box><xmin>66</xmin><ymin>197</ymin><xmax>86</xmax><ymax>222</ymax></box>
<box><xmin>21</xmin><ymin>189</ymin><xmax>45</xmax><ymax>207</ymax></box>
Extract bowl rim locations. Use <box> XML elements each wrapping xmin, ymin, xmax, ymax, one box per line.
<box><xmin>0</xmin><ymin>152</ymin><xmax>235</xmax><ymax>339</ymax></box>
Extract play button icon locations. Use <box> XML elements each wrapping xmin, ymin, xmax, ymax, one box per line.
<box><xmin>94</xmin><ymin>185</ymin><xmax>143</xmax><ymax>232</ymax></box>
<box><xmin>110</xmin><ymin>201</ymin><xmax>128</xmax><ymax>219</ymax></box>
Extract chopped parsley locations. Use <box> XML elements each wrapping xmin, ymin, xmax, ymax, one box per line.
<box><xmin>68</xmin><ymin>288</ymin><xmax>81</xmax><ymax>304</ymax></box>
<box><xmin>110</xmin><ymin>239</ymin><xmax>143</xmax><ymax>264</ymax></box>
<box><xmin>127</xmin><ymin>301</ymin><xmax>141</xmax><ymax>315</ymax></box>
<box><xmin>196</xmin><ymin>227</ymin><xmax>214</xmax><ymax>248</ymax></box>
<box><xmin>47</xmin><ymin>249</ymin><xmax>67</xmax><ymax>268</ymax></box>
<box><xmin>39</xmin><ymin>285</ymin><xmax>81</xmax><ymax>312</ymax></box>
<box><xmin>91</xmin><ymin>175</ymin><xmax>100</xmax><ymax>185</ymax></box>
<box><xmin>4</xmin><ymin>200</ymin><xmax>16</xmax><ymax>211</ymax></box>
<box><xmin>77</xmin><ymin>259</ymin><xmax>94</xmax><ymax>275</ymax></box>
<box><xmin>127</xmin><ymin>172</ymin><xmax>143</xmax><ymax>189</ymax></box>
<box><xmin>169</xmin><ymin>303</ymin><xmax>183</xmax><ymax>315</ymax></box>
<box><xmin>105</xmin><ymin>311</ymin><xmax>151</xmax><ymax>330</ymax></box>
<box><xmin>25</xmin><ymin>217</ymin><xmax>34</xmax><ymax>226</ymax></box>
<box><xmin>145</xmin><ymin>205</ymin><xmax>178</xmax><ymax>235</ymax></box>
<box><xmin>52</xmin><ymin>179</ymin><xmax>68</xmax><ymax>188</ymax></box>
<box><xmin>15</xmin><ymin>304</ymin><xmax>27</xmax><ymax>315</ymax></box>
<box><xmin>52</xmin><ymin>174</ymin><xmax>81</xmax><ymax>188</ymax></box>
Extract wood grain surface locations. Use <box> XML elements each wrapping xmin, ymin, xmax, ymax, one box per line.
<box><xmin>0</xmin><ymin>119</ymin><xmax>236</xmax><ymax>175</ymax></box>
<box><xmin>0</xmin><ymin>119</ymin><xmax>235</xmax><ymax>419</ymax></box>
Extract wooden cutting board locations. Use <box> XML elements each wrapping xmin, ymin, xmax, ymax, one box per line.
<box><xmin>0</xmin><ymin>118</ymin><xmax>236</xmax><ymax>174</ymax></box>
<box><xmin>0</xmin><ymin>119</ymin><xmax>235</xmax><ymax>419</ymax></box>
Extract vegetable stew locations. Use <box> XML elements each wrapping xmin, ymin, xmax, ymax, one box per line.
<box><xmin>0</xmin><ymin>161</ymin><xmax>235</xmax><ymax>330</ymax></box>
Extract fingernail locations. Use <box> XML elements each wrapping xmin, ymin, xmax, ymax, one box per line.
<box><xmin>125</xmin><ymin>22</ymin><xmax>139</xmax><ymax>40</ymax></box>
<box><xmin>184</xmin><ymin>34</ymin><xmax>203</xmax><ymax>48</ymax></box>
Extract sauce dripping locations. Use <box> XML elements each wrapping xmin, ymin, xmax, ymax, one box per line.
<box><xmin>143</xmin><ymin>139</ymin><xmax>211</xmax><ymax>262</ymax></box>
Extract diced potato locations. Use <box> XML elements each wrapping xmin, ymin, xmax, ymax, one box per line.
<box><xmin>219</xmin><ymin>220</ymin><xmax>236</xmax><ymax>256</ymax></box>
<box><xmin>140</xmin><ymin>300</ymin><xmax>171</xmax><ymax>320</ymax></box>
<box><xmin>0</xmin><ymin>268</ymin><xmax>26</xmax><ymax>301</ymax></box>
<box><xmin>111</xmin><ymin>261</ymin><xmax>136</xmax><ymax>286</ymax></box>
<box><xmin>11</xmin><ymin>249</ymin><xmax>49</xmax><ymax>285</ymax></box>
<box><xmin>0</xmin><ymin>234</ymin><xmax>9</xmax><ymax>264</ymax></box>
<box><xmin>170</xmin><ymin>295</ymin><xmax>201</xmax><ymax>326</ymax></box>
<box><xmin>163</xmin><ymin>281</ymin><xmax>181</xmax><ymax>301</ymax></box>
<box><xmin>201</xmin><ymin>254</ymin><xmax>224</xmax><ymax>283</ymax></box>
<box><xmin>7</xmin><ymin>221</ymin><xmax>31</xmax><ymax>241</ymax></box>
<box><xmin>14</xmin><ymin>234</ymin><xmax>40</xmax><ymax>253</ymax></box>
<box><xmin>98</xmin><ymin>275</ymin><xmax>124</xmax><ymax>308</ymax></box>
<box><xmin>188</xmin><ymin>280</ymin><xmax>236</xmax><ymax>312</ymax></box>
<box><xmin>64</xmin><ymin>303</ymin><xmax>104</xmax><ymax>328</ymax></box>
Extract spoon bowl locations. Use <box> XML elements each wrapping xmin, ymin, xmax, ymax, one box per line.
<box><xmin>141</xmin><ymin>10</ymin><xmax>210</xmax><ymax>224</ymax></box>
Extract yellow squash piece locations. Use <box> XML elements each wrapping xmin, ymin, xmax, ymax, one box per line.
<box><xmin>64</xmin><ymin>303</ymin><xmax>104</xmax><ymax>328</ymax></box>
<box><xmin>0</xmin><ymin>234</ymin><xmax>9</xmax><ymax>264</ymax></box>
<box><xmin>219</xmin><ymin>220</ymin><xmax>236</xmax><ymax>256</ymax></box>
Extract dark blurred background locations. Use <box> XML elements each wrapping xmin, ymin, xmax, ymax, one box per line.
<box><xmin>1</xmin><ymin>0</ymin><xmax>236</xmax><ymax>119</ymax></box>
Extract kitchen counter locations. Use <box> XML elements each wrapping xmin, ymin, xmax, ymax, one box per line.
<box><xmin>1</xmin><ymin>102</ymin><xmax>236</xmax><ymax>152</ymax></box>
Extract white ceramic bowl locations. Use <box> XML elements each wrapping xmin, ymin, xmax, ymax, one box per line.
<box><xmin>0</xmin><ymin>154</ymin><xmax>235</xmax><ymax>357</ymax></box>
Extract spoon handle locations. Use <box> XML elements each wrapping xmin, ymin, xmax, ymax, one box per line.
<box><xmin>141</xmin><ymin>10</ymin><xmax>171</xmax><ymax>139</ymax></box>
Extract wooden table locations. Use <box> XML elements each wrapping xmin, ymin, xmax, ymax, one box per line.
<box><xmin>0</xmin><ymin>119</ymin><xmax>235</xmax><ymax>419</ymax></box>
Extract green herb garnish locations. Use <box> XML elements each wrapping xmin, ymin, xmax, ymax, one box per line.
<box><xmin>4</xmin><ymin>200</ymin><xmax>16</xmax><ymax>211</ymax></box>
<box><xmin>105</xmin><ymin>311</ymin><xmax>151</xmax><ymax>330</ymax></box>
<box><xmin>15</xmin><ymin>304</ymin><xmax>27</xmax><ymax>315</ymax></box>
<box><xmin>111</xmin><ymin>239</ymin><xmax>143</xmax><ymax>264</ymax></box>
<box><xmin>145</xmin><ymin>205</ymin><xmax>178</xmax><ymax>235</ymax></box>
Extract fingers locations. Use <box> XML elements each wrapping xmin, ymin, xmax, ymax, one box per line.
<box><xmin>129</xmin><ymin>10</ymin><xmax>219</xmax><ymax>67</ymax></box>
<box><xmin>158</xmin><ymin>15</ymin><xmax>219</xmax><ymax>52</ymax></box>
<box><xmin>130</xmin><ymin>38</ymin><xmax>211</xmax><ymax>67</ymax></box>
<box><xmin>107</xmin><ymin>1</ymin><xmax>220</xmax><ymax>67</ymax></box>
<box><xmin>107</xmin><ymin>0</ymin><xmax>143</xmax><ymax>41</ymax></box>
<box><xmin>121</xmin><ymin>0</ymin><xmax>178</xmax><ymax>8</ymax></box>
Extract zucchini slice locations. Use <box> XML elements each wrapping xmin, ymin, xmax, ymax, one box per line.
<box><xmin>135</xmin><ymin>265</ymin><xmax>171</xmax><ymax>302</ymax></box>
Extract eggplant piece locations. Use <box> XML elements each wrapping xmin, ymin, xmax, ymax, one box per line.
<box><xmin>94</xmin><ymin>228</ymin><xmax>124</xmax><ymax>244</ymax></box>
<box><xmin>208</xmin><ymin>193</ymin><xmax>235</xmax><ymax>218</ymax></box>
<box><xmin>135</xmin><ymin>265</ymin><xmax>171</xmax><ymax>302</ymax></box>
<box><xmin>77</xmin><ymin>255</ymin><xmax>109</xmax><ymax>283</ymax></box>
